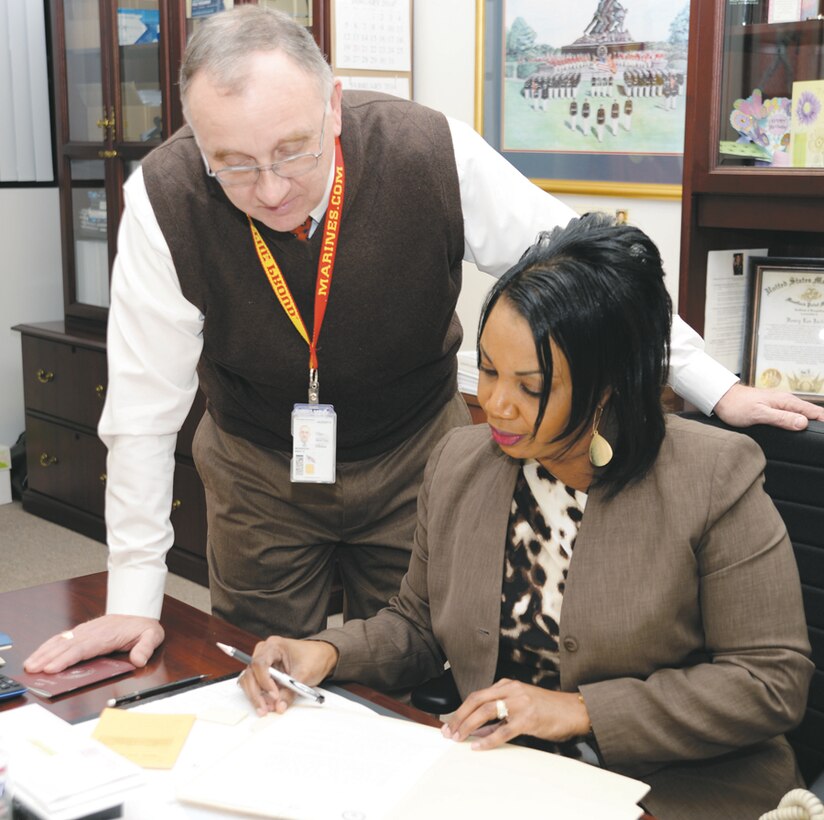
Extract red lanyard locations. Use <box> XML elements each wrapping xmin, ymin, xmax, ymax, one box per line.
<box><xmin>249</xmin><ymin>137</ymin><xmax>345</xmax><ymax>399</ymax></box>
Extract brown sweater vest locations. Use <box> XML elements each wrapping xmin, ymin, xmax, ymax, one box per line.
<box><xmin>142</xmin><ymin>92</ymin><xmax>464</xmax><ymax>460</ymax></box>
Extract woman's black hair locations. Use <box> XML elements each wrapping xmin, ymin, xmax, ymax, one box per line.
<box><xmin>478</xmin><ymin>212</ymin><xmax>671</xmax><ymax>496</ymax></box>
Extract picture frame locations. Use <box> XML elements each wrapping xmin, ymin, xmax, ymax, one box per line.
<box><xmin>474</xmin><ymin>0</ymin><xmax>688</xmax><ymax>199</ymax></box>
<box><xmin>742</xmin><ymin>257</ymin><xmax>824</xmax><ymax>403</ymax></box>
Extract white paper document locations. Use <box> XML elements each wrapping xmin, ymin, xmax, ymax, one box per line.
<box><xmin>177</xmin><ymin>708</ymin><xmax>452</xmax><ymax>819</ymax></box>
<box><xmin>177</xmin><ymin>707</ymin><xmax>649</xmax><ymax>820</ymax></box>
<box><xmin>393</xmin><ymin>740</ymin><xmax>650</xmax><ymax>820</ymax></box>
<box><xmin>0</xmin><ymin>703</ymin><xmax>144</xmax><ymax>820</ymax></box>
<box><xmin>65</xmin><ymin>677</ymin><xmax>648</xmax><ymax>820</ymax></box>
<box><xmin>75</xmin><ymin>677</ymin><xmax>376</xmax><ymax>819</ymax></box>
<box><xmin>703</xmin><ymin>248</ymin><xmax>768</xmax><ymax>373</ymax></box>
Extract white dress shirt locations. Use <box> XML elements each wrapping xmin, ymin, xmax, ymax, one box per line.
<box><xmin>99</xmin><ymin>116</ymin><xmax>736</xmax><ymax>619</ymax></box>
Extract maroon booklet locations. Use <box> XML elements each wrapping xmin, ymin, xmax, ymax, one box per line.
<box><xmin>14</xmin><ymin>657</ymin><xmax>136</xmax><ymax>698</ymax></box>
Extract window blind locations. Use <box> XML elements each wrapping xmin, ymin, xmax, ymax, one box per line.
<box><xmin>0</xmin><ymin>1</ymin><xmax>53</xmax><ymax>183</ymax></box>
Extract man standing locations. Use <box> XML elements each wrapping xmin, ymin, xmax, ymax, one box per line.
<box><xmin>25</xmin><ymin>5</ymin><xmax>823</xmax><ymax>675</ymax></box>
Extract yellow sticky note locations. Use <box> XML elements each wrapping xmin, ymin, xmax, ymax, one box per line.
<box><xmin>92</xmin><ymin>708</ymin><xmax>195</xmax><ymax>769</ymax></box>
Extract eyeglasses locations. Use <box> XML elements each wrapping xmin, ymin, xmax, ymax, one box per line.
<box><xmin>206</xmin><ymin>110</ymin><xmax>326</xmax><ymax>187</ymax></box>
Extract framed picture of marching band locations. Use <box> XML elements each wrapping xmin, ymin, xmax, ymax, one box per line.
<box><xmin>474</xmin><ymin>0</ymin><xmax>689</xmax><ymax>198</ymax></box>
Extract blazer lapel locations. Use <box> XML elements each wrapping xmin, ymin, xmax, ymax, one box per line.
<box><xmin>445</xmin><ymin>447</ymin><xmax>521</xmax><ymax>696</ymax></box>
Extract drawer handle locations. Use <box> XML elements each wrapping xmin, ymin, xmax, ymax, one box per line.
<box><xmin>95</xmin><ymin>384</ymin><xmax>106</xmax><ymax>399</ymax></box>
<box><xmin>39</xmin><ymin>452</ymin><xmax>58</xmax><ymax>467</ymax></box>
<box><xmin>171</xmin><ymin>499</ymin><xmax>182</xmax><ymax>512</ymax></box>
<box><xmin>99</xmin><ymin>473</ymin><xmax>107</xmax><ymax>484</ymax></box>
<box><xmin>36</xmin><ymin>369</ymin><xmax>55</xmax><ymax>384</ymax></box>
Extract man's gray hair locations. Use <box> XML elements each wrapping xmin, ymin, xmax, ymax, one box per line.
<box><xmin>180</xmin><ymin>5</ymin><xmax>333</xmax><ymax>112</ymax></box>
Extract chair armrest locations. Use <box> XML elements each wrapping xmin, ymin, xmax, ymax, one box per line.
<box><xmin>410</xmin><ymin>668</ymin><xmax>462</xmax><ymax>715</ymax></box>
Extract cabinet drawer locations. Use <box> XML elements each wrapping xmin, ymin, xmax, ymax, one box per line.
<box><xmin>21</xmin><ymin>336</ymin><xmax>107</xmax><ymax>429</ymax></box>
<box><xmin>171</xmin><ymin>460</ymin><xmax>207</xmax><ymax>558</ymax></box>
<box><xmin>26</xmin><ymin>415</ymin><xmax>108</xmax><ymax>517</ymax></box>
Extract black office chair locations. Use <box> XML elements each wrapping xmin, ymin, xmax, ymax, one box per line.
<box><xmin>685</xmin><ymin>414</ymin><xmax>824</xmax><ymax>788</ymax></box>
<box><xmin>410</xmin><ymin>666</ymin><xmax>460</xmax><ymax>715</ymax></box>
<box><xmin>411</xmin><ymin>414</ymin><xmax>824</xmax><ymax>790</ymax></box>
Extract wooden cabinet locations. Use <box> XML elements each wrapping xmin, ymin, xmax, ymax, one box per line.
<box><xmin>16</xmin><ymin>2</ymin><xmax>329</xmax><ymax>586</ymax></box>
<box><xmin>53</xmin><ymin>0</ymin><xmax>175</xmax><ymax>334</ymax></box>
<box><xmin>14</xmin><ymin>322</ymin><xmax>210</xmax><ymax>583</ymax></box>
<box><xmin>678</xmin><ymin>1</ymin><xmax>824</xmax><ymax>337</ymax></box>
<box><xmin>51</xmin><ymin>0</ymin><xmax>330</xmax><ymax>335</ymax></box>
<box><xmin>17</xmin><ymin>323</ymin><xmax>108</xmax><ymax>528</ymax></box>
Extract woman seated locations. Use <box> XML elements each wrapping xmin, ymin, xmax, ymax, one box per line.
<box><xmin>238</xmin><ymin>213</ymin><xmax>812</xmax><ymax>820</ymax></box>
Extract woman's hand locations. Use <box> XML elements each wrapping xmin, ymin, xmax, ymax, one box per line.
<box><xmin>238</xmin><ymin>636</ymin><xmax>339</xmax><ymax>717</ymax></box>
<box><xmin>442</xmin><ymin>678</ymin><xmax>591</xmax><ymax>751</ymax></box>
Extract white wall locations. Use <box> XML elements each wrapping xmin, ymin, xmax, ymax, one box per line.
<box><xmin>0</xmin><ymin>2</ymin><xmax>683</xmax><ymax>442</ymax></box>
<box><xmin>0</xmin><ymin>187</ymin><xmax>63</xmax><ymax>446</ymax></box>
<box><xmin>413</xmin><ymin>0</ymin><xmax>682</xmax><ymax>349</ymax></box>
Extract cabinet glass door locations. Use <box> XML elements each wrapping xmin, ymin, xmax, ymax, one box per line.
<box><xmin>116</xmin><ymin>2</ymin><xmax>164</xmax><ymax>142</ymax></box>
<box><xmin>184</xmin><ymin>1</ymin><xmax>313</xmax><ymax>42</ymax></box>
<box><xmin>70</xmin><ymin>159</ymin><xmax>109</xmax><ymax>308</ymax></box>
<box><xmin>259</xmin><ymin>0</ymin><xmax>312</xmax><ymax>27</ymax></box>
<box><xmin>65</xmin><ymin>0</ymin><xmax>105</xmax><ymax>143</ymax></box>
<box><xmin>718</xmin><ymin>1</ymin><xmax>824</xmax><ymax>169</ymax></box>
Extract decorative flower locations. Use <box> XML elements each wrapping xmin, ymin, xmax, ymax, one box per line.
<box><xmin>730</xmin><ymin>109</ymin><xmax>752</xmax><ymax>134</ymax></box>
<box><xmin>795</xmin><ymin>91</ymin><xmax>821</xmax><ymax>126</ymax></box>
<box><xmin>809</xmin><ymin>128</ymin><xmax>824</xmax><ymax>149</ymax></box>
<box><xmin>735</xmin><ymin>88</ymin><xmax>767</xmax><ymax>119</ymax></box>
<box><xmin>763</xmin><ymin>97</ymin><xmax>791</xmax><ymax>117</ymax></box>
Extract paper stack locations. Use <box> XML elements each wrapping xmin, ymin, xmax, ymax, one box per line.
<box><xmin>177</xmin><ymin>707</ymin><xmax>650</xmax><ymax>820</ymax></box>
<box><xmin>457</xmin><ymin>349</ymin><xmax>479</xmax><ymax>396</ymax></box>
<box><xmin>0</xmin><ymin>704</ymin><xmax>144</xmax><ymax>820</ymax></box>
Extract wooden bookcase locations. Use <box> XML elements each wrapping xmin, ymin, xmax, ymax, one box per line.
<box><xmin>15</xmin><ymin>0</ymin><xmax>329</xmax><ymax>587</ymax></box>
<box><xmin>678</xmin><ymin>0</ymin><xmax>824</xmax><ymax>338</ymax></box>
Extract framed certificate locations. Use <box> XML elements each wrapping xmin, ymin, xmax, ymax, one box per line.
<box><xmin>743</xmin><ymin>257</ymin><xmax>824</xmax><ymax>403</ymax></box>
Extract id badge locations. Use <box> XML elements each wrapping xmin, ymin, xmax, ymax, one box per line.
<box><xmin>291</xmin><ymin>403</ymin><xmax>337</xmax><ymax>484</ymax></box>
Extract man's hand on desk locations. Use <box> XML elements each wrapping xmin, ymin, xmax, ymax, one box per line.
<box><xmin>238</xmin><ymin>636</ymin><xmax>338</xmax><ymax>717</ymax></box>
<box><xmin>23</xmin><ymin>614</ymin><xmax>164</xmax><ymax>674</ymax></box>
<box><xmin>713</xmin><ymin>383</ymin><xmax>824</xmax><ymax>431</ymax></box>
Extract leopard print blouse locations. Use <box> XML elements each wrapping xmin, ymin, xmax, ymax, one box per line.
<box><xmin>496</xmin><ymin>459</ymin><xmax>596</xmax><ymax>760</ymax></box>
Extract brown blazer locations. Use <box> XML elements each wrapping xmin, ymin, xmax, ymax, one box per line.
<box><xmin>317</xmin><ymin>416</ymin><xmax>813</xmax><ymax>819</ymax></box>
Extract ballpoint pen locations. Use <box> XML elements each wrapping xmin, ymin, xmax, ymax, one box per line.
<box><xmin>216</xmin><ymin>642</ymin><xmax>325</xmax><ymax>704</ymax></box>
<box><xmin>106</xmin><ymin>674</ymin><xmax>209</xmax><ymax>707</ymax></box>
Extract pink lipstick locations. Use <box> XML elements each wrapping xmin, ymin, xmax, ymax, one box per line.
<box><xmin>489</xmin><ymin>426</ymin><xmax>525</xmax><ymax>447</ymax></box>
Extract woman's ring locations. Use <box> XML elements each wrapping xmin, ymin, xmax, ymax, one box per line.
<box><xmin>60</xmin><ymin>630</ymin><xmax>74</xmax><ymax>640</ymax></box>
<box><xmin>495</xmin><ymin>699</ymin><xmax>508</xmax><ymax>721</ymax></box>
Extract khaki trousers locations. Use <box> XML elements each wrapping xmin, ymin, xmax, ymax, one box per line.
<box><xmin>192</xmin><ymin>392</ymin><xmax>471</xmax><ymax>639</ymax></box>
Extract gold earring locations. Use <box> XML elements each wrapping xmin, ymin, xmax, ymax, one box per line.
<box><xmin>589</xmin><ymin>405</ymin><xmax>613</xmax><ymax>467</ymax></box>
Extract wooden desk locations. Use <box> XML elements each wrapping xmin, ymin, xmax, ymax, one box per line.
<box><xmin>0</xmin><ymin>573</ymin><xmax>437</xmax><ymax>728</ymax></box>
<box><xmin>0</xmin><ymin>573</ymin><xmax>653</xmax><ymax>818</ymax></box>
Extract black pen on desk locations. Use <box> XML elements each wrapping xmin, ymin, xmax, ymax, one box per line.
<box><xmin>216</xmin><ymin>641</ymin><xmax>325</xmax><ymax>705</ymax></box>
<box><xmin>106</xmin><ymin>674</ymin><xmax>208</xmax><ymax>707</ymax></box>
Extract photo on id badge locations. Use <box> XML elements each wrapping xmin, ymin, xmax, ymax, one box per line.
<box><xmin>291</xmin><ymin>404</ymin><xmax>337</xmax><ymax>483</ymax></box>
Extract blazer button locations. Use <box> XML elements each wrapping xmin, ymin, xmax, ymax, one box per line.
<box><xmin>562</xmin><ymin>636</ymin><xmax>579</xmax><ymax>652</ymax></box>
